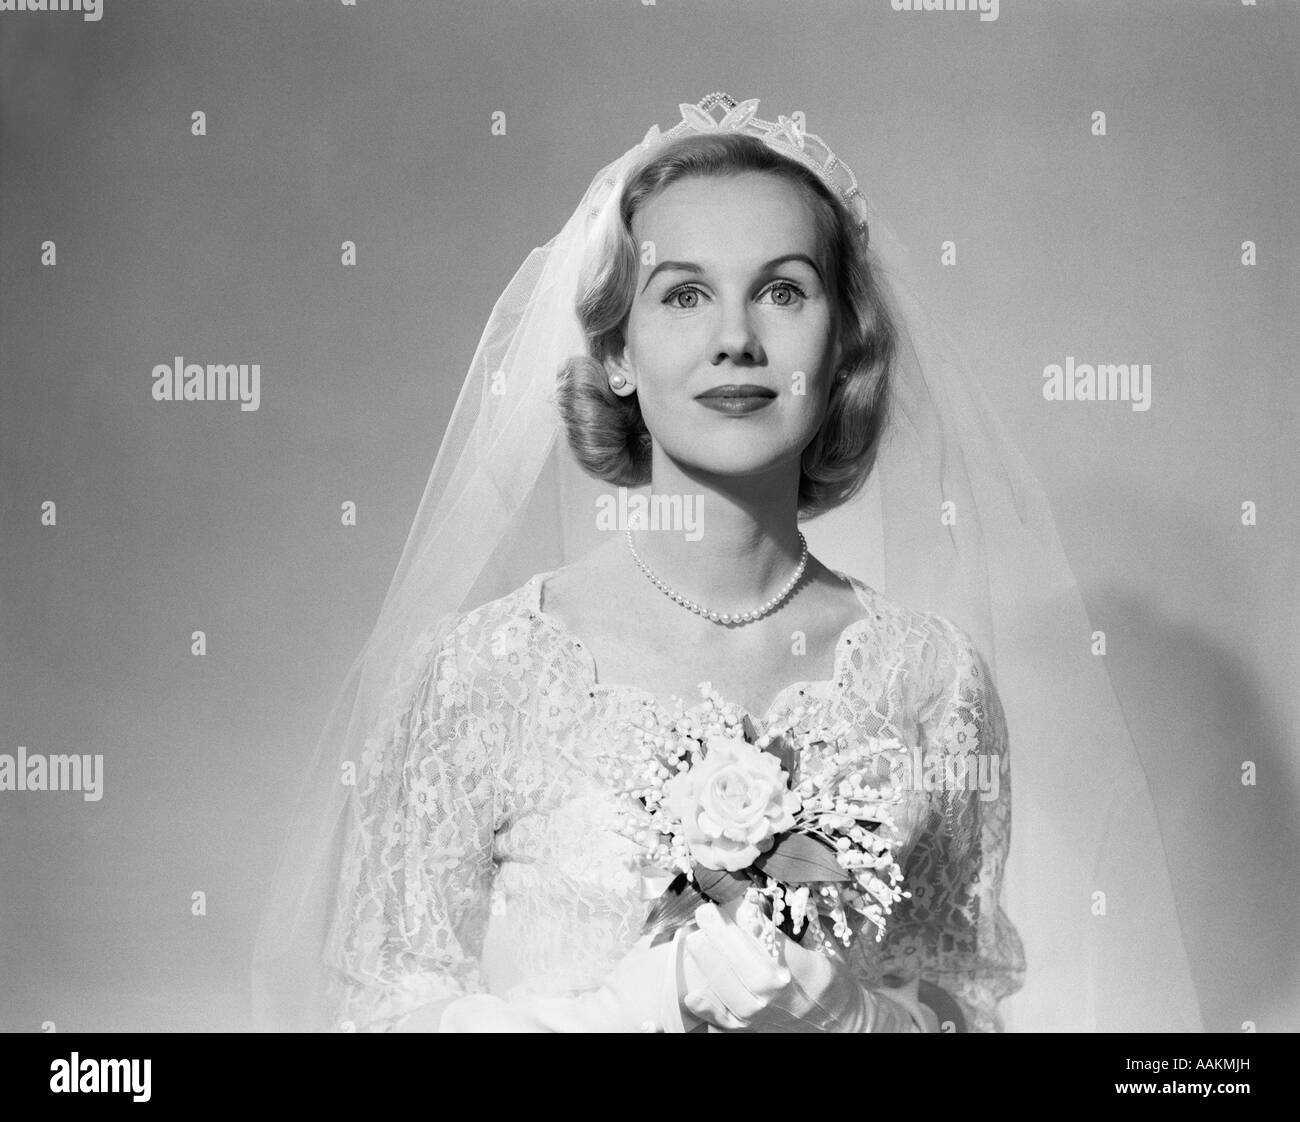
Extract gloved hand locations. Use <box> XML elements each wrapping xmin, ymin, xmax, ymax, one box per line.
<box><xmin>437</xmin><ymin>928</ymin><xmax>692</xmax><ymax>1033</ymax></box>
<box><xmin>680</xmin><ymin>900</ymin><xmax>928</xmax><ymax>1033</ymax></box>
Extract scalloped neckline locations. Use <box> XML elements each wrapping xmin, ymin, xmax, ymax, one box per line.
<box><xmin>524</xmin><ymin>568</ymin><xmax>880</xmax><ymax>727</ymax></box>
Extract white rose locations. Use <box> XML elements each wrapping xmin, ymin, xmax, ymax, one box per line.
<box><xmin>662</xmin><ymin>736</ymin><xmax>801</xmax><ymax>872</ymax></box>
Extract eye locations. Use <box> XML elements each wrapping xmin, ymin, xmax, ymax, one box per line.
<box><xmin>663</xmin><ymin>284</ymin><xmax>704</xmax><ymax>310</ymax></box>
<box><xmin>762</xmin><ymin>280</ymin><xmax>807</xmax><ymax>306</ymax></box>
<box><xmin>662</xmin><ymin>280</ymin><xmax>808</xmax><ymax>310</ymax></box>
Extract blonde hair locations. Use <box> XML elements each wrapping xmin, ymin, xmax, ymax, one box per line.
<box><xmin>555</xmin><ymin>131</ymin><xmax>896</xmax><ymax>520</ymax></box>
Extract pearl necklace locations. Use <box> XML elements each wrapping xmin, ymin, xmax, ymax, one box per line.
<box><xmin>624</xmin><ymin>526</ymin><xmax>809</xmax><ymax>625</ymax></box>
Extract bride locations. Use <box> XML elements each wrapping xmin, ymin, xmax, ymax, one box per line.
<box><xmin>251</xmin><ymin>93</ymin><xmax>1202</xmax><ymax>1034</ymax></box>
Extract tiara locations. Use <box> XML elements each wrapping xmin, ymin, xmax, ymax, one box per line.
<box><xmin>637</xmin><ymin>91</ymin><xmax>871</xmax><ymax>241</ymax></box>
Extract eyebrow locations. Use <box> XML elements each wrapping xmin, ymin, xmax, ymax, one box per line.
<box><xmin>640</xmin><ymin>252</ymin><xmax>824</xmax><ymax>294</ymax></box>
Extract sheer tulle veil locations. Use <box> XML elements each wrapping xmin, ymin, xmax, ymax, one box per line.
<box><xmin>251</xmin><ymin>92</ymin><xmax>1203</xmax><ymax>1032</ymax></box>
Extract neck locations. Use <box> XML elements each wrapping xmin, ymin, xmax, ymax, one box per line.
<box><xmin>626</xmin><ymin>454</ymin><xmax>805</xmax><ymax>610</ymax></box>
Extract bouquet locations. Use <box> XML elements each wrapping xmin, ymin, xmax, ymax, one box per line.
<box><xmin>604</xmin><ymin>682</ymin><xmax>910</xmax><ymax>958</ymax></box>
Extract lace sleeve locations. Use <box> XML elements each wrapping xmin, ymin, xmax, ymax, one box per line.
<box><xmin>328</xmin><ymin>625</ymin><xmax>497</xmax><ymax>1032</ymax></box>
<box><xmin>874</xmin><ymin>615</ymin><xmax>1026</xmax><ymax>1033</ymax></box>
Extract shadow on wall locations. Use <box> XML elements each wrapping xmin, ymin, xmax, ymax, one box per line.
<box><xmin>1094</xmin><ymin>586</ymin><xmax>1299</xmax><ymax>1033</ymax></box>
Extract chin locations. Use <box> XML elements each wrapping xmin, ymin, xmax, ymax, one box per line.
<box><xmin>673</xmin><ymin>447</ymin><xmax>801</xmax><ymax>480</ymax></box>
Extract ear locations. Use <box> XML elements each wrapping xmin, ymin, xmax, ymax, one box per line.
<box><xmin>604</xmin><ymin>345</ymin><xmax>635</xmax><ymax>385</ymax></box>
<box><xmin>829</xmin><ymin>329</ymin><xmax>846</xmax><ymax>381</ymax></box>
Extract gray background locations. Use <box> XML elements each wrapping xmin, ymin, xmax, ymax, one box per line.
<box><xmin>1</xmin><ymin>0</ymin><xmax>1296</xmax><ymax>1031</ymax></box>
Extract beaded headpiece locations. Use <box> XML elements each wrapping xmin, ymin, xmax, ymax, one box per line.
<box><xmin>586</xmin><ymin>91</ymin><xmax>871</xmax><ymax>243</ymax></box>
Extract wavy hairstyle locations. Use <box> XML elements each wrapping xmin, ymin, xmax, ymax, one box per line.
<box><xmin>555</xmin><ymin>131</ymin><xmax>896</xmax><ymax>520</ymax></box>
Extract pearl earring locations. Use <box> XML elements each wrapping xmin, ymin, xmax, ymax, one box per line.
<box><xmin>608</xmin><ymin>371</ymin><xmax>636</xmax><ymax>397</ymax></box>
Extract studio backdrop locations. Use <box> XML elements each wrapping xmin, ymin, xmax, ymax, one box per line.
<box><xmin>0</xmin><ymin>0</ymin><xmax>1296</xmax><ymax>1032</ymax></box>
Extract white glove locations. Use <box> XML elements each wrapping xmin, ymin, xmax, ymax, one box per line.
<box><xmin>436</xmin><ymin>928</ymin><xmax>691</xmax><ymax>1033</ymax></box>
<box><xmin>680</xmin><ymin>900</ymin><xmax>930</xmax><ymax>1033</ymax></box>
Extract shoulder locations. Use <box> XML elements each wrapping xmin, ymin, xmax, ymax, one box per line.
<box><xmin>451</xmin><ymin>573</ymin><xmax>548</xmax><ymax>648</ymax></box>
<box><xmin>394</xmin><ymin>572</ymin><xmax>552</xmax><ymax>697</ymax></box>
<box><xmin>907</xmin><ymin>610</ymin><xmax>1004</xmax><ymax>747</ymax></box>
<box><xmin>833</xmin><ymin>570</ymin><xmax>994</xmax><ymax>708</ymax></box>
<box><xmin>918</xmin><ymin>610</ymin><xmax>990</xmax><ymax>678</ymax></box>
<box><xmin>831</xmin><ymin>569</ymin><xmax>971</xmax><ymax>661</ymax></box>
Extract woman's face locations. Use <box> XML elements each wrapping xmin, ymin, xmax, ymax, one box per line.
<box><xmin>614</xmin><ymin>172</ymin><xmax>841</xmax><ymax>484</ymax></box>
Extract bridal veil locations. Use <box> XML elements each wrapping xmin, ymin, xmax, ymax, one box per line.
<box><xmin>251</xmin><ymin>92</ymin><xmax>1203</xmax><ymax>1032</ymax></box>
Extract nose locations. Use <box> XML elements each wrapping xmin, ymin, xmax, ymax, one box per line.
<box><xmin>708</xmin><ymin>299</ymin><xmax>765</xmax><ymax>368</ymax></box>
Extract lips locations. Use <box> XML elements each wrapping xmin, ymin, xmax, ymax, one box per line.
<box><xmin>694</xmin><ymin>384</ymin><xmax>777</xmax><ymax>400</ymax></box>
<box><xmin>693</xmin><ymin>383</ymin><xmax>778</xmax><ymax>416</ymax></box>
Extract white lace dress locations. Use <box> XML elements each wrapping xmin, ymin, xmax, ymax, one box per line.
<box><xmin>329</xmin><ymin>570</ymin><xmax>1026</xmax><ymax>1032</ymax></box>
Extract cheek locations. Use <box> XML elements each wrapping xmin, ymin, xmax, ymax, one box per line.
<box><xmin>786</xmin><ymin>378</ymin><xmax>833</xmax><ymax>433</ymax></box>
<box><xmin>627</xmin><ymin>314</ymin><xmax>694</xmax><ymax>379</ymax></box>
<box><xmin>771</xmin><ymin>322</ymin><xmax>840</xmax><ymax>407</ymax></box>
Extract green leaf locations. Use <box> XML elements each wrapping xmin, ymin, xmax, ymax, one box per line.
<box><xmin>762</xmin><ymin>735</ymin><xmax>797</xmax><ymax>780</ymax></box>
<box><xmin>643</xmin><ymin>874</ymin><xmax>709</xmax><ymax>946</ymax></box>
<box><xmin>693</xmin><ymin>864</ymin><xmax>752</xmax><ymax>903</ymax></box>
<box><xmin>753</xmin><ymin>831</ymin><xmax>853</xmax><ymax>884</ymax></box>
<box><xmin>641</xmin><ymin>866</ymin><xmax>753</xmax><ymax>944</ymax></box>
